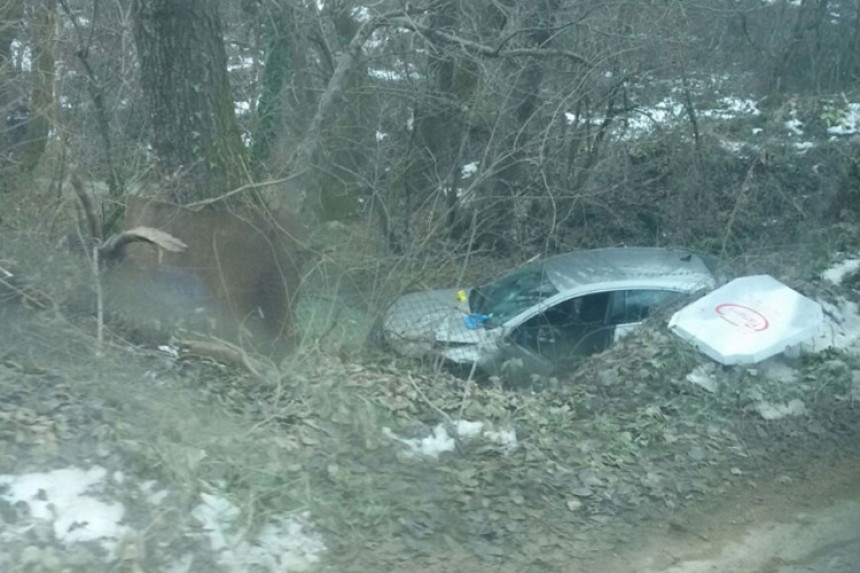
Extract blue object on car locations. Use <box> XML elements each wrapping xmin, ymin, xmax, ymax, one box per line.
<box><xmin>464</xmin><ymin>313</ymin><xmax>490</xmax><ymax>330</ymax></box>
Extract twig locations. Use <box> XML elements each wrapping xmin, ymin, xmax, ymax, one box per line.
<box><xmin>92</xmin><ymin>244</ymin><xmax>104</xmax><ymax>357</ymax></box>
<box><xmin>408</xmin><ymin>375</ymin><xmax>454</xmax><ymax>425</ymax></box>
<box><xmin>178</xmin><ymin>339</ymin><xmax>271</xmax><ymax>379</ymax></box>
<box><xmin>720</xmin><ymin>154</ymin><xmax>762</xmax><ymax>257</ymax></box>
<box><xmin>458</xmin><ymin>360</ymin><xmax>479</xmax><ymax>420</ymax></box>
<box><xmin>70</xmin><ymin>171</ymin><xmax>102</xmax><ymax>240</ymax></box>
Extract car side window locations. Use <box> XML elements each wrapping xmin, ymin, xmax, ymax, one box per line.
<box><xmin>607</xmin><ymin>290</ymin><xmax>681</xmax><ymax>325</ymax></box>
<box><xmin>510</xmin><ymin>292</ymin><xmax>610</xmax><ymax>358</ymax></box>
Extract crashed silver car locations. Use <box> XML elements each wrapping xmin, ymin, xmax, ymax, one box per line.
<box><xmin>382</xmin><ymin>247</ymin><xmax>719</xmax><ymax>376</ymax></box>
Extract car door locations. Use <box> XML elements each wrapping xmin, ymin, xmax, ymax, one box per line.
<box><xmin>495</xmin><ymin>288</ymin><xmax>685</xmax><ymax>377</ymax></box>
<box><xmin>496</xmin><ymin>292</ymin><xmax>613</xmax><ymax>376</ymax></box>
<box><xmin>607</xmin><ymin>289</ymin><xmax>685</xmax><ymax>340</ymax></box>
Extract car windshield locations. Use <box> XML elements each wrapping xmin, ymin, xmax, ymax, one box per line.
<box><xmin>469</xmin><ymin>261</ymin><xmax>559</xmax><ymax>326</ymax></box>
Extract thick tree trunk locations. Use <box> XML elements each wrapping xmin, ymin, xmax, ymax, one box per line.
<box><xmin>250</xmin><ymin>4</ymin><xmax>291</xmax><ymax>174</ymax></box>
<box><xmin>0</xmin><ymin>0</ymin><xmax>24</xmax><ymax>168</ymax></box>
<box><xmin>132</xmin><ymin>0</ymin><xmax>246</xmax><ymax>202</ymax></box>
<box><xmin>485</xmin><ymin>0</ymin><xmax>560</xmax><ymax>251</ymax></box>
<box><xmin>19</xmin><ymin>0</ymin><xmax>55</xmax><ymax>173</ymax></box>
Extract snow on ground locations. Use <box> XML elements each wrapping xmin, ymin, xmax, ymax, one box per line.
<box><xmin>828</xmin><ymin>103</ymin><xmax>860</xmax><ymax>136</ymax></box>
<box><xmin>784</xmin><ymin>117</ymin><xmax>804</xmax><ymax>135</ymax></box>
<box><xmin>718</xmin><ymin>140</ymin><xmax>751</xmax><ymax>155</ymax></box>
<box><xmin>815</xmin><ymin>255</ymin><xmax>860</xmax><ymax>352</ymax></box>
<box><xmin>754</xmin><ymin>398</ymin><xmax>807</xmax><ymax>421</ymax></box>
<box><xmin>0</xmin><ymin>466</ymin><xmax>326</xmax><ymax>571</ymax></box>
<box><xmin>822</xmin><ymin>256</ymin><xmax>860</xmax><ymax>285</ymax></box>
<box><xmin>624</xmin><ymin>97</ymin><xmax>685</xmax><ymax>137</ymax></box>
<box><xmin>234</xmin><ymin>100</ymin><xmax>251</xmax><ymax>116</ymax></box>
<box><xmin>594</xmin><ymin>94</ymin><xmax>762</xmax><ymax>140</ymax></box>
<box><xmin>562</xmin><ymin>86</ymin><xmax>858</xmax><ymax>151</ymax></box>
<box><xmin>383</xmin><ymin>419</ymin><xmax>517</xmax><ymax>459</ymax></box>
<box><xmin>369</xmin><ymin>68</ymin><xmax>406</xmax><ymax>81</ymax></box>
<box><xmin>0</xmin><ymin>467</ymin><xmax>127</xmax><ymax>553</ymax></box>
<box><xmin>461</xmin><ymin>161</ymin><xmax>479</xmax><ymax>178</ymax></box>
<box><xmin>699</xmin><ymin>96</ymin><xmax>760</xmax><ymax>120</ymax></box>
<box><xmin>190</xmin><ymin>493</ymin><xmax>325</xmax><ymax>572</ymax></box>
<box><xmin>817</xmin><ymin>298</ymin><xmax>860</xmax><ymax>352</ymax></box>
<box><xmin>227</xmin><ymin>56</ymin><xmax>254</xmax><ymax>72</ymax></box>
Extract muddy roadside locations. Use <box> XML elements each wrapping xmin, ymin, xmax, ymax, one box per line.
<box><xmin>594</xmin><ymin>450</ymin><xmax>860</xmax><ymax>573</ymax></box>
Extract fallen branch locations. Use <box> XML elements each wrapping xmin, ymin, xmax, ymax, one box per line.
<box><xmin>99</xmin><ymin>226</ymin><xmax>187</xmax><ymax>263</ymax></box>
<box><xmin>178</xmin><ymin>339</ymin><xmax>271</xmax><ymax>379</ymax></box>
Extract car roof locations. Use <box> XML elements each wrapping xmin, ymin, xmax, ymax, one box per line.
<box><xmin>540</xmin><ymin>247</ymin><xmax>717</xmax><ymax>294</ymax></box>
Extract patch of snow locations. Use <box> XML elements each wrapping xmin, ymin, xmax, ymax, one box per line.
<box><xmin>701</xmin><ymin>97</ymin><xmax>760</xmax><ymax>120</ymax></box>
<box><xmin>140</xmin><ymin>480</ymin><xmax>169</xmax><ymax>505</ymax></box>
<box><xmin>814</xmin><ymin>298</ymin><xmax>860</xmax><ymax>352</ymax></box>
<box><xmin>369</xmin><ymin>68</ymin><xmax>406</xmax><ymax>81</ymax></box>
<box><xmin>365</xmin><ymin>30</ymin><xmax>385</xmax><ymax>50</ymax></box>
<box><xmin>794</xmin><ymin>141</ymin><xmax>814</xmax><ymax>152</ymax></box>
<box><xmin>785</xmin><ymin>118</ymin><xmax>804</xmax><ymax>135</ymax></box>
<box><xmin>227</xmin><ymin>56</ymin><xmax>254</xmax><ymax>72</ymax></box>
<box><xmin>158</xmin><ymin>344</ymin><xmax>180</xmax><ymax>358</ymax></box>
<box><xmin>755</xmin><ymin>399</ymin><xmax>806</xmax><ymax>420</ymax></box>
<box><xmin>752</xmin><ymin>128</ymin><xmax>763</xmax><ymax>135</ymax></box>
<box><xmin>485</xmin><ymin>428</ymin><xmax>518</xmax><ymax>452</ymax></box>
<box><xmin>610</xmin><ymin>94</ymin><xmax>760</xmax><ymax>139</ymax></box>
<box><xmin>191</xmin><ymin>493</ymin><xmax>325</xmax><ymax>572</ymax></box>
<box><xmin>375</xmin><ymin>131</ymin><xmax>387</xmax><ymax>142</ymax></box>
<box><xmin>461</xmin><ymin>161</ymin><xmax>479</xmax><ymax>178</ymax></box>
<box><xmin>827</xmin><ymin>103</ymin><xmax>860</xmax><ymax>135</ymax></box>
<box><xmin>719</xmin><ymin>140</ymin><xmax>749</xmax><ymax>155</ymax></box>
<box><xmin>351</xmin><ymin>6</ymin><xmax>370</xmax><ymax>21</ymax></box>
<box><xmin>0</xmin><ymin>467</ymin><xmax>127</xmax><ymax>552</ymax></box>
<box><xmin>383</xmin><ymin>424</ymin><xmax>455</xmax><ymax>459</ymax></box>
<box><xmin>626</xmin><ymin>98</ymin><xmax>684</xmax><ymax>137</ymax></box>
<box><xmin>822</xmin><ymin>256</ymin><xmax>860</xmax><ymax>285</ymax></box>
<box><xmin>234</xmin><ymin>101</ymin><xmax>251</xmax><ymax>115</ymax></box>
<box><xmin>384</xmin><ymin>419</ymin><xmax>518</xmax><ymax>459</ymax></box>
<box><xmin>455</xmin><ymin>420</ymin><xmax>485</xmax><ymax>439</ymax></box>
<box><xmin>686</xmin><ymin>365</ymin><xmax>718</xmax><ymax>393</ymax></box>
<box><xmin>10</xmin><ymin>40</ymin><xmax>30</xmax><ymax>72</ymax></box>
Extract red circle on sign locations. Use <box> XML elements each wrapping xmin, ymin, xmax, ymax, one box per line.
<box><xmin>715</xmin><ymin>303</ymin><xmax>769</xmax><ymax>332</ymax></box>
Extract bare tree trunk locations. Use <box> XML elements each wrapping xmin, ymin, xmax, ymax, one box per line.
<box><xmin>132</xmin><ymin>0</ymin><xmax>246</xmax><ymax>202</ymax></box>
<box><xmin>485</xmin><ymin>0</ymin><xmax>560</xmax><ymax>251</ymax></box>
<box><xmin>19</xmin><ymin>0</ymin><xmax>55</xmax><ymax>173</ymax></box>
<box><xmin>59</xmin><ymin>0</ymin><xmax>122</xmax><ymax>200</ymax></box>
<box><xmin>0</xmin><ymin>0</ymin><xmax>24</xmax><ymax>170</ymax></box>
<box><xmin>271</xmin><ymin>14</ymin><xmax>383</xmax><ymax>223</ymax></box>
<box><xmin>250</xmin><ymin>2</ymin><xmax>291</xmax><ymax>174</ymax></box>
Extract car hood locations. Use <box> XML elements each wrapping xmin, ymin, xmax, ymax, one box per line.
<box><xmin>382</xmin><ymin>288</ymin><xmax>492</xmax><ymax>357</ymax></box>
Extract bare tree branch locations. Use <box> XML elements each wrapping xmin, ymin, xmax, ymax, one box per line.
<box><xmin>390</xmin><ymin>17</ymin><xmax>590</xmax><ymax>65</ymax></box>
